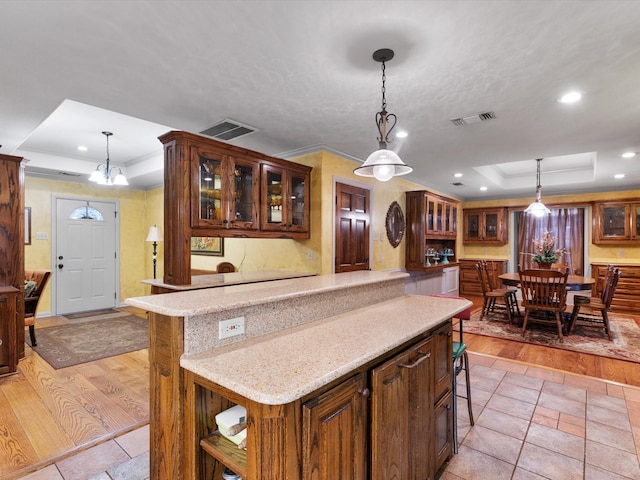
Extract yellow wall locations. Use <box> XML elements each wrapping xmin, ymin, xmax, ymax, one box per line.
<box><xmin>459</xmin><ymin>189</ymin><xmax>640</xmax><ymax>265</ymax></box>
<box><xmin>25</xmin><ymin>154</ymin><xmax>639</xmax><ymax>315</ymax></box>
<box><xmin>25</xmin><ymin>177</ymin><xmax>151</xmax><ymax>313</ymax></box>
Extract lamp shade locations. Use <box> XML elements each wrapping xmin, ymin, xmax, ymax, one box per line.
<box><xmin>524</xmin><ymin>200</ymin><xmax>550</xmax><ymax>217</ymax></box>
<box><xmin>146</xmin><ymin>225</ymin><xmax>162</xmax><ymax>242</ymax></box>
<box><xmin>354</xmin><ymin>149</ymin><xmax>413</xmax><ymax>182</ymax></box>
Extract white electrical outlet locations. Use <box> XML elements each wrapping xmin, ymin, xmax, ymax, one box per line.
<box><xmin>219</xmin><ymin>316</ymin><xmax>245</xmax><ymax>339</ymax></box>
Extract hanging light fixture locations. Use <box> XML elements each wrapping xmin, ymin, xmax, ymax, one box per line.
<box><xmin>89</xmin><ymin>131</ymin><xmax>128</xmax><ymax>186</ymax></box>
<box><xmin>354</xmin><ymin>48</ymin><xmax>412</xmax><ymax>182</ymax></box>
<box><xmin>524</xmin><ymin>158</ymin><xmax>550</xmax><ymax>217</ymax></box>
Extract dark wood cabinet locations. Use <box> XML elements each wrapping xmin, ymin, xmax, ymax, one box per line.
<box><xmin>260</xmin><ymin>163</ymin><xmax>310</xmax><ymax>234</ymax></box>
<box><xmin>592</xmin><ymin>201</ymin><xmax>640</xmax><ymax>244</ymax></box>
<box><xmin>159</xmin><ymin>131</ymin><xmax>312</xmax><ymax>285</ymax></box>
<box><xmin>0</xmin><ymin>287</ymin><xmax>19</xmax><ymax>374</ymax></box>
<box><xmin>0</xmin><ymin>153</ymin><xmax>26</xmax><ymax>375</ymax></box>
<box><xmin>189</xmin><ymin>320</ymin><xmax>452</xmax><ymax>480</ymax></box>
<box><xmin>459</xmin><ymin>259</ymin><xmax>509</xmax><ymax>296</ymax></box>
<box><xmin>591</xmin><ymin>263</ymin><xmax>640</xmax><ymax>315</ymax></box>
<box><xmin>463</xmin><ymin>207</ymin><xmax>508</xmax><ymax>245</ymax></box>
<box><xmin>303</xmin><ymin>373</ymin><xmax>367</xmax><ymax>479</ymax></box>
<box><xmin>406</xmin><ymin>191</ymin><xmax>459</xmax><ymax>271</ymax></box>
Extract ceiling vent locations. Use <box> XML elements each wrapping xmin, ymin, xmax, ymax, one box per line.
<box><xmin>450</xmin><ymin>111</ymin><xmax>496</xmax><ymax>126</ymax></box>
<box><xmin>451</xmin><ymin>182</ymin><xmax>464</xmax><ymax>186</ymax></box>
<box><xmin>200</xmin><ymin>119</ymin><xmax>258</xmax><ymax>141</ymax></box>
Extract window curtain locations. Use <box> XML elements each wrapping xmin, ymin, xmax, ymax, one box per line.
<box><xmin>517</xmin><ymin>208</ymin><xmax>585</xmax><ymax>274</ymax></box>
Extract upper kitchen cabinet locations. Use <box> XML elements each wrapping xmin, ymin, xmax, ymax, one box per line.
<box><xmin>462</xmin><ymin>208</ymin><xmax>508</xmax><ymax>245</ymax></box>
<box><xmin>260</xmin><ymin>163</ymin><xmax>310</xmax><ymax>234</ymax></box>
<box><xmin>193</xmin><ymin>145</ymin><xmax>259</xmax><ymax>231</ymax></box>
<box><xmin>159</xmin><ymin>131</ymin><xmax>312</xmax><ymax>286</ymax></box>
<box><xmin>592</xmin><ymin>200</ymin><xmax>640</xmax><ymax>244</ymax></box>
<box><xmin>405</xmin><ymin>191</ymin><xmax>459</xmax><ymax>271</ymax></box>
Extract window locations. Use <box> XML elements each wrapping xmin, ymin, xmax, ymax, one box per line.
<box><xmin>69</xmin><ymin>206</ymin><xmax>104</xmax><ymax>220</ymax></box>
<box><xmin>516</xmin><ymin>208</ymin><xmax>585</xmax><ymax>274</ymax></box>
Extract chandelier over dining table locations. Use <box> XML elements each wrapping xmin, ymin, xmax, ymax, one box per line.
<box><xmin>88</xmin><ymin>131</ymin><xmax>128</xmax><ymax>186</ymax></box>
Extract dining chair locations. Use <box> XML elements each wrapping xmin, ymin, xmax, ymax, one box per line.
<box><xmin>476</xmin><ymin>261</ymin><xmax>518</xmax><ymax>323</ymax></box>
<box><xmin>551</xmin><ymin>263</ymin><xmax>570</xmax><ymax>274</ymax></box>
<box><xmin>568</xmin><ymin>266</ymin><xmax>621</xmax><ymax>340</ymax></box>
<box><xmin>484</xmin><ymin>260</ymin><xmax>520</xmax><ymax>318</ymax></box>
<box><xmin>24</xmin><ymin>270</ymin><xmax>52</xmax><ymax>346</ymax></box>
<box><xmin>430</xmin><ymin>294</ymin><xmax>474</xmax><ymax>454</ymax></box>
<box><xmin>518</xmin><ymin>268</ymin><xmax>569</xmax><ymax>342</ymax></box>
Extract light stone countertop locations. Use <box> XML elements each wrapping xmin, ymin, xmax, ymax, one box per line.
<box><xmin>126</xmin><ymin>270</ymin><xmax>408</xmax><ymax>317</ymax></box>
<box><xmin>141</xmin><ymin>270</ymin><xmax>316</xmax><ymax>291</ymax></box>
<box><xmin>180</xmin><ymin>294</ymin><xmax>472</xmax><ymax>405</ymax></box>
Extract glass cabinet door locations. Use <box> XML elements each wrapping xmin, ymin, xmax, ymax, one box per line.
<box><xmin>601</xmin><ymin>204</ymin><xmax>630</xmax><ymax>238</ymax></box>
<box><xmin>195</xmin><ymin>152</ymin><xmax>226</xmax><ymax>227</ymax></box>
<box><xmin>464</xmin><ymin>213</ymin><xmax>481</xmax><ymax>241</ymax></box>
<box><xmin>633</xmin><ymin>204</ymin><xmax>640</xmax><ymax>239</ymax></box>
<box><xmin>289</xmin><ymin>172</ymin><xmax>308</xmax><ymax>230</ymax></box>
<box><xmin>262</xmin><ymin>165</ymin><xmax>286</xmax><ymax>231</ymax></box>
<box><xmin>484</xmin><ymin>212</ymin><xmax>499</xmax><ymax>240</ymax></box>
<box><xmin>229</xmin><ymin>158</ymin><xmax>259</xmax><ymax>230</ymax></box>
<box><xmin>426</xmin><ymin>197</ymin><xmax>436</xmax><ymax>234</ymax></box>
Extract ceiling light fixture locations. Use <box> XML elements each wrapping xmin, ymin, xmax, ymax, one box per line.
<box><xmin>354</xmin><ymin>48</ymin><xmax>412</xmax><ymax>182</ymax></box>
<box><xmin>622</xmin><ymin>152</ymin><xmax>636</xmax><ymax>158</ymax></box>
<box><xmin>524</xmin><ymin>158</ymin><xmax>551</xmax><ymax>217</ymax></box>
<box><xmin>558</xmin><ymin>91</ymin><xmax>582</xmax><ymax>103</ymax></box>
<box><xmin>614</xmin><ymin>173</ymin><xmax>625</xmax><ymax>179</ymax></box>
<box><xmin>89</xmin><ymin>131</ymin><xmax>128</xmax><ymax>186</ymax></box>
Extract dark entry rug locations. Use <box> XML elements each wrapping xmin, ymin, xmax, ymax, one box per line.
<box><xmin>27</xmin><ymin>314</ymin><xmax>148</xmax><ymax>369</ymax></box>
<box><xmin>463</xmin><ymin>309</ymin><xmax>640</xmax><ymax>364</ymax></box>
<box><xmin>62</xmin><ymin>308</ymin><xmax>120</xmax><ymax>320</ymax></box>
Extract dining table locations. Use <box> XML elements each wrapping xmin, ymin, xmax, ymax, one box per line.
<box><xmin>498</xmin><ymin>272</ymin><xmax>596</xmax><ymax>291</ymax></box>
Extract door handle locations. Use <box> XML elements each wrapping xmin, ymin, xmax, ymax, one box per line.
<box><xmin>58</xmin><ymin>264</ymin><xmax>64</xmax><ymax>269</ymax></box>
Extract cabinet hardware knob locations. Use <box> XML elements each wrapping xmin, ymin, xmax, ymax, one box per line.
<box><xmin>358</xmin><ymin>388</ymin><xmax>371</xmax><ymax>398</ymax></box>
<box><xmin>399</xmin><ymin>351</ymin><xmax>431</xmax><ymax>369</ymax></box>
<box><xmin>223</xmin><ymin>219</ymin><xmax>228</xmax><ymax>224</ymax></box>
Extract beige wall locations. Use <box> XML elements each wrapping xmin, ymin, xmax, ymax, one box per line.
<box><xmin>25</xmin><ymin>155</ymin><xmax>640</xmax><ymax>315</ymax></box>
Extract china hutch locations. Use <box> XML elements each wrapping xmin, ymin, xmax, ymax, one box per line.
<box><xmin>592</xmin><ymin>200</ymin><xmax>640</xmax><ymax>244</ymax></box>
<box><xmin>462</xmin><ymin>207</ymin><xmax>508</xmax><ymax>245</ymax></box>
<box><xmin>159</xmin><ymin>131</ymin><xmax>311</xmax><ymax>286</ymax></box>
<box><xmin>0</xmin><ymin>153</ymin><xmax>26</xmax><ymax>376</ymax></box>
<box><xmin>405</xmin><ymin>190</ymin><xmax>459</xmax><ymax>271</ymax></box>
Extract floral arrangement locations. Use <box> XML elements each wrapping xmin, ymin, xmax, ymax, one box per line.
<box><xmin>531</xmin><ymin>231</ymin><xmax>565</xmax><ymax>265</ymax></box>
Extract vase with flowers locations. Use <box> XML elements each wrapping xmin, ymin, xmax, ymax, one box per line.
<box><xmin>530</xmin><ymin>231</ymin><xmax>565</xmax><ymax>268</ymax></box>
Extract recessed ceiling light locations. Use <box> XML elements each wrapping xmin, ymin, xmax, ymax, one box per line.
<box><xmin>558</xmin><ymin>91</ymin><xmax>582</xmax><ymax>103</ymax></box>
<box><xmin>622</xmin><ymin>152</ymin><xmax>636</xmax><ymax>158</ymax></box>
<box><xmin>480</xmin><ymin>186</ymin><xmax>488</xmax><ymax>191</ymax></box>
<box><xmin>396</xmin><ymin>131</ymin><xmax>408</xmax><ymax>138</ymax></box>
<box><xmin>77</xmin><ymin>145</ymin><xmax>88</xmax><ymax>151</ymax></box>
<box><xmin>453</xmin><ymin>172</ymin><xmax>463</xmax><ymax>178</ymax></box>
<box><xmin>614</xmin><ymin>173</ymin><xmax>625</xmax><ymax>179</ymax></box>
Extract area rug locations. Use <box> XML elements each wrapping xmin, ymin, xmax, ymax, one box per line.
<box><xmin>62</xmin><ymin>308</ymin><xmax>120</xmax><ymax>320</ymax></box>
<box><xmin>463</xmin><ymin>309</ymin><xmax>640</xmax><ymax>364</ymax></box>
<box><xmin>27</xmin><ymin>314</ymin><xmax>148</xmax><ymax>369</ymax></box>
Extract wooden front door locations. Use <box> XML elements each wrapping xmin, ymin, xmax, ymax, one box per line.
<box><xmin>335</xmin><ymin>182</ymin><xmax>370</xmax><ymax>273</ymax></box>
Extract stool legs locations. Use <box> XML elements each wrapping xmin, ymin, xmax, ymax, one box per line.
<box><xmin>453</xmin><ymin>350</ymin><xmax>474</xmax><ymax>454</ymax></box>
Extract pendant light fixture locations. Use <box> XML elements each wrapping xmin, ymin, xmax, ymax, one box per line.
<box><xmin>524</xmin><ymin>158</ymin><xmax>550</xmax><ymax>217</ymax></box>
<box><xmin>89</xmin><ymin>131</ymin><xmax>128</xmax><ymax>186</ymax></box>
<box><xmin>354</xmin><ymin>48</ymin><xmax>412</xmax><ymax>182</ymax></box>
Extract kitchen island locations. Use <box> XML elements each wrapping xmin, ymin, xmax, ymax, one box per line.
<box><xmin>126</xmin><ymin>270</ymin><xmax>471</xmax><ymax>480</ymax></box>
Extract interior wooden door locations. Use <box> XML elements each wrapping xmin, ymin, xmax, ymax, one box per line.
<box><xmin>335</xmin><ymin>182</ymin><xmax>370</xmax><ymax>273</ymax></box>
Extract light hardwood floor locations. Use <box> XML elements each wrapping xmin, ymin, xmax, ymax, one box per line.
<box><xmin>1</xmin><ymin>299</ymin><xmax>638</xmax><ymax>479</ymax></box>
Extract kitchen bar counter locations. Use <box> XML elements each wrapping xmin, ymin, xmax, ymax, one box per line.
<box><xmin>141</xmin><ymin>269</ymin><xmax>316</xmax><ymax>293</ymax></box>
<box><xmin>181</xmin><ymin>294</ymin><xmax>471</xmax><ymax>404</ymax></box>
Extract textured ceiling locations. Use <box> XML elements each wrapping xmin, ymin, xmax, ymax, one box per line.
<box><xmin>1</xmin><ymin>0</ymin><xmax>640</xmax><ymax>200</ymax></box>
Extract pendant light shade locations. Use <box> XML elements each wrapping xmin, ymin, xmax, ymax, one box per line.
<box><xmin>524</xmin><ymin>158</ymin><xmax>550</xmax><ymax>217</ymax></box>
<box><xmin>88</xmin><ymin>131</ymin><xmax>128</xmax><ymax>186</ymax></box>
<box><xmin>354</xmin><ymin>48</ymin><xmax>412</xmax><ymax>182</ymax></box>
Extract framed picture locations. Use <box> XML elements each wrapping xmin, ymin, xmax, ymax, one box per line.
<box><xmin>191</xmin><ymin>236</ymin><xmax>224</xmax><ymax>256</ymax></box>
<box><xmin>24</xmin><ymin>207</ymin><xmax>31</xmax><ymax>245</ymax></box>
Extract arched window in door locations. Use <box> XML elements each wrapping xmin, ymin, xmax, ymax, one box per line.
<box><xmin>69</xmin><ymin>206</ymin><xmax>104</xmax><ymax>221</ymax></box>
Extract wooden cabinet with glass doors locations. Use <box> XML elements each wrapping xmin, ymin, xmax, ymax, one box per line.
<box><xmin>462</xmin><ymin>207</ymin><xmax>508</xmax><ymax>244</ymax></box>
<box><xmin>193</xmin><ymin>145</ymin><xmax>260</xmax><ymax>232</ymax></box>
<box><xmin>261</xmin><ymin>163</ymin><xmax>310</xmax><ymax>234</ymax></box>
<box><xmin>592</xmin><ymin>201</ymin><xmax>640</xmax><ymax>244</ymax></box>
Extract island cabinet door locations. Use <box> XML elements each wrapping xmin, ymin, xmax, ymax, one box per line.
<box><xmin>370</xmin><ymin>337</ymin><xmax>434</xmax><ymax>480</ymax></box>
<box><xmin>302</xmin><ymin>373</ymin><xmax>368</xmax><ymax>480</ymax></box>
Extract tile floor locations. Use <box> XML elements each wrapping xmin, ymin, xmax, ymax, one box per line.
<box><xmin>17</xmin><ymin>353</ymin><xmax>640</xmax><ymax>480</ymax></box>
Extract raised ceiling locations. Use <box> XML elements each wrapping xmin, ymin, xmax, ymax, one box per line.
<box><xmin>1</xmin><ymin>0</ymin><xmax>639</xmax><ymax>200</ymax></box>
